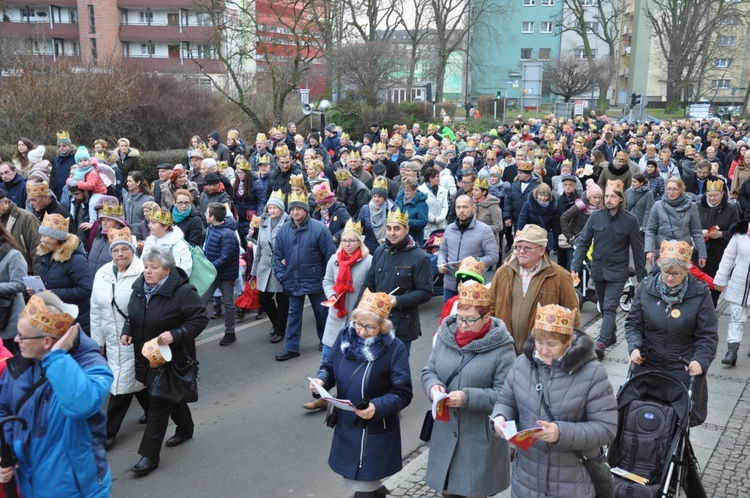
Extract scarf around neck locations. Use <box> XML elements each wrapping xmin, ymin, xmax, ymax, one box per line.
<box><xmin>455</xmin><ymin>318</ymin><xmax>492</xmax><ymax>348</ymax></box>
<box><xmin>172</xmin><ymin>206</ymin><xmax>191</xmax><ymax>224</ymax></box>
<box><xmin>369</xmin><ymin>200</ymin><xmax>387</xmax><ymax>243</ymax></box>
<box><xmin>73</xmin><ymin>165</ymin><xmax>93</xmax><ymax>181</ymax></box>
<box><xmin>340</xmin><ymin>325</ymin><xmax>394</xmax><ymax>362</ymax></box>
<box><xmin>658</xmin><ymin>273</ymin><xmax>688</xmax><ymax>309</ymax></box>
<box><xmin>333</xmin><ymin>248</ymin><xmax>362</xmax><ymax>318</ymax></box>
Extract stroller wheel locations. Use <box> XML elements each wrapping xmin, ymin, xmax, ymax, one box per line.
<box><xmin>620</xmin><ymin>293</ymin><xmax>633</xmax><ymax>312</ymax></box>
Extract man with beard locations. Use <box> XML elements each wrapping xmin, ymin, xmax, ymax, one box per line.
<box><xmin>597</xmin><ymin>151</ymin><xmax>637</xmax><ymax>193</ymax></box>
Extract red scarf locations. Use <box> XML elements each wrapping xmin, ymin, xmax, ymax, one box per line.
<box><xmin>455</xmin><ymin>318</ymin><xmax>491</xmax><ymax>348</ymax></box>
<box><xmin>333</xmin><ymin>248</ymin><xmax>362</xmax><ymax>318</ymax></box>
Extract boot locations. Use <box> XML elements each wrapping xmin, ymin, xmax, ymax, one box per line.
<box><xmin>722</xmin><ymin>342</ymin><xmax>740</xmax><ymax>366</ymax></box>
<box><xmin>302</xmin><ymin>397</ymin><xmax>327</xmax><ymax>411</ymax></box>
<box><xmin>235</xmin><ymin>309</ymin><xmax>246</xmax><ymax>322</ymax></box>
<box><xmin>210</xmin><ymin>303</ymin><xmax>223</xmax><ymax>319</ymax></box>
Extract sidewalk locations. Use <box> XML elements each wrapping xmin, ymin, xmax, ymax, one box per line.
<box><xmin>385</xmin><ymin>300</ymin><xmax>749</xmax><ymax>497</ymax></box>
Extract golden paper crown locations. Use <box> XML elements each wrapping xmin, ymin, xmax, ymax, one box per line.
<box><xmin>349</xmin><ymin>150</ymin><xmax>360</xmax><ymax>159</ymax></box>
<box><xmin>335</xmin><ymin>169</ymin><xmax>352</xmax><ymax>181</ymax></box>
<box><xmin>26</xmin><ymin>182</ymin><xmax>49</xmax><ymax>198</ymax></box>
<box><xmin>312</xmin><ymin>183</ymin><xmax>334</xmax><ymax>201</ymax></box>
<box><xmin>404</xmin><ymin>142</ymin><xmax>414</xmax><ymax>151</ymax></box>
<box><xmin>386</xmin><ymin>208</ymin><xmax>409</xmax><ymax>226</ymax></box>
<box><xmin>217</xmin><ymin>161</ymin><xmax>229</xmax><ymax>170</ymax></box>
<box><xmin>517</xmin><ymin>160</ymin><xmax>533</xmax><ymax>172</ymax></box>
<box><xmin>684</xmin><ymin>145</ymin><xmax>695</xmax><ymax>153</ymax></box>
<box><xmin>534</xmin><ymin>304</ymin><xmax>574</xmax><ymax>336</ymax></box>
<box><xmin>466</xmin><ymin>137</ymin><xmax>478</xmax><ymax>148</ymax></box>
<box><xmin>21</xmin><ymin>293</ymin><xmax>77</xmax><ymax>338</ymax></box>
<box><xmin>256</xmin><ymin>133</ymin><xmax>267</xmax><ymax>142</ymax></box>
<box><xmin>288</xmin><ymin>191</ymin><xmax>308</xmax><ymax>206</ymax></box>
<box><xmin>660</xmin><ymin>240</ymin><xmax>692</xmax><ymax>262</ymax></box>
<box><xmin>258</xmin><ymin>154</ymin><xmax>271</xmax><ymax>164</ymax></box>
<box><xmin>275</xmin><ymin>145</ymin><xmax>290</xmax><ymax>158</ymax></box>
<box><xmin>227</xmin><ymin>129</ymin><xmax>239</xmax><ymax>140</ymax></box>
<box><xmin>457</xmin><ymin>281</ymin><xmax>491</xmax><ymax>307</ymax></box>
<box><xmin>150</xmin><ymin>208</ymin><xmax>173</xmax><ymax>226</ymax></box>
<box><xmin>455</xmin><ymin>256</ymin><xmax>486</xmax><ymax>283</ymax></box>
<box><xmin>475</xmin><ymin>177</ymin><xmax>489</xmax><ymax>190</ymax></box>
<box><xmin>236</xmin><ymin>158</ymin><xmax>252</xmax><ymax>171</ymax></box>
<box><xmin>308</xmin><ymin>159</ymin><xmax>323</xmax><ymax>172</ymax></box>
<box><xmin>41</xmin><ymin>212</ymin><xmax>69</xmax><ymax>234</ymax></box>
<box><xmin>278</xmin><ymin>126</ymin><xmax>287</xmax><ymax>134</ymax></box>
<box><xmin>562</xmin><ymin>159</ymin><xmax>572</xmax><ymax>167</ymax></box>
<box><xmin>374</xmin><ymin>143</ymin><xmax>386</xmax><ymax>151</ymax></box>
<box><xmin>357</xmin><ymin>288</ymin><xmax>392</xmax><ymax>319</ymax></box>
<box><xmin>343</xmin><ymin>219</ymin><xmax>363</xmax><ymax>236</ymax></box>
<box><xmin>341</xmin><ymin>133</ymin><xmax>349</xmax><ymax>140</ymax></box>
<box><xmin>56</xmin><ymin>130</ymin><xmax>70</xmax><ymax>141</ymax></box>
<box><xmin>101</xmin><ymin>201</ymin><xmax>124</xmax><ymax>218</ymax></box>
<box><xmin>372</xmin><ymin>177</ymin><xmax>388</xmax><ymax>191</ymax></box>
<box><xmin>250</xmin><ymin>215</ymin><xmax>261</xmax><ymax>229</ymax></box>
<box><xmin>95</xmin><ymin>151</ymin><xmax>108</xmax><ymax>161</ymax></box>
<box><xmin>606</xmin><ymin>179</ymin><xmax>624</xmax><ymax>194</ymax></box>
<box><xmin>289</xmin><ymin>173</ymin><xmax>305</xmax><ymax>189</ymax></box>
<box><xmin>388</xmin><ymin>138</ymin><xmax>401</xmax><ymax>148</ymax></box>
<box><xmin>270</xmin><ymin>189</ymin><xmax>285</xmax><ymax>202</ymax></box>
<box><xmin>706</xmin><ymin>179</ymin><xmax>724</xmax><ymax>192</ymax></box>
<box><xmin>108</xmin><ymin>226</ymin><xmax>133</xmax><ymax>246</ymax></box>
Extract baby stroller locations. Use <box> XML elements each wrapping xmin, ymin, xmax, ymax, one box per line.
<box><xmin>424</xmin><ymin>230</ymin><xmax>445</xmax><ymax>296</ymax></box>
<box><xmin>619</xmin><ymin>267</ymin><xmax>638</xmax><ymax>312</ymax></box>
<box><xmin>572</xmin><ymin>243</ymin><xmax>599</xmax><ymax>312</ymax></box>
<box><xmin>608</xmin><ymin>361</ymin><xmax>706</xmax><ymax>498</ymax></box>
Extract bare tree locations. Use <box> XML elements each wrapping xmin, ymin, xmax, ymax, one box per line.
<box><xmin>544</xmin><ymin>54</ymin><xmax>593</xmax><ymax>102</ymax></box>
<box><xmin>328</xmin><ymin>41</ymin><xmax>404</xmax><ymax>106</ymax></box>
<box><xmin>644</xmin><ymin>0</ymin><xmax>748</xmax><ymax>112</ymax></box>
<box><xmin>395</xmin><ymin>0</ymin><xmax>433</xmax><ymax>102</ymax></box>
<box><xmin>342</xmin><ymin>0</ymin><xmax>401</xmax><ymax>42</ymax></box>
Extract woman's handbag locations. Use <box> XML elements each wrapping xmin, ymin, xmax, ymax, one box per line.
<box><xmin>235</xmin><ymin>277</ymin><xmax>261</xmax><ymax>310</ymax></box>
<box><xmin>0</xmin><ymin>295</ymin><xmax>15</xmax><ymax>330</ymax></box>
<box><xmin>150</xmin><ymin>342</ymin><xmax>199</xmax><ymax>404</ymax></box>
<box><xmin>187</xmin><ymin>243</ymin><xmax>218</xmax><ymax>297</ymax></box>
<box><xmin>324</xmin><ymin>362</ymin><xmax>366</xmax><ymax>429</ymax></box>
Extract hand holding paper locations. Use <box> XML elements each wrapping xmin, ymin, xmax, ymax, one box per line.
<box><xmin>307</xmin><ymin>377</ymin><xmax>355</xmax><ymax>411</ymax></box>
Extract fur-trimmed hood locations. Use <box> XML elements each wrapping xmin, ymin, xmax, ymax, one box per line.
<box><xmin>36</xmin><ymin>234</ymin><xmax>82</xmax><ymax>262</ymax></box>
<box><xmin>522</xmin><ymin>329</ymin><xmax>597</xmax><ymax>374</ymax></box>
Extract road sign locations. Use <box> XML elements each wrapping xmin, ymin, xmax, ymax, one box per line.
<box><xmin>299</xmin><ymin>88</ymin><xmax>310</xmax><ymax>104</ymax></box>
<box><xmin>507</xmin><ymin>79</ymin><xmax>513</xmax><ymax>84</ymax></box>
<box><xmin>512</xmin><ymin>82</ymin><xmax>519</xmax><ymax>88</ymax></box>
<box><xmin>574</xmin><ymin>100</ymin><xmax>584</xmax><ymax>115</ymax></box>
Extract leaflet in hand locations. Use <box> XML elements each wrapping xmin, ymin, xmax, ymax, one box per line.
<box><xmin>611</xmin><ymin>467</ymin><xmax>650</xmax><ymax>485</ymax></box>
<box><xmin>307</xmin><ymin>377</ymin><xmax>355</xmax><ymax>411</ymax></box>
<box><xmin>431</xmin><ymin>392</ymin><xmax>450</xmax><ymax>421</ymax></box>
<box><xmin>23</xmin><ymin>276</ymin><xmax>46</xmax><ymax>294</ymax></box>
<box><xmin>496</xmin><ymin>419</ymin><xmax>543</xmax><ymax>450</ymax></box>
<box><xmin>321</xmin><ymin>295</ymin><xmax>341</xmax><ymax>307</ymax></box>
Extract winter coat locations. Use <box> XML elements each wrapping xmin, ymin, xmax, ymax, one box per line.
<box><xmin>476</xmin><ymin>194</ymin><xmax>505</xmax><ymax>244</ymax></box>
<box><xmin>0</xmin><ymin>200</ymin><xmax>41</xmax><ymax>274</ymax></box>
<box><xmin>116</xmin><ymin>148</ymin><xmax>141</xmax><ymax>177</ymax></box>
<box><xmin>336</xmin><ymin>177</ymin><xmax>372</xmax><ymax>218</ymax></box>
<box><xmin>124</xmin><ymin>267</ymin><xmax>208</xmax><ymax>388</ymax></box>
<box><xmin>2</xmin><ymin>172</ymin><xmax>27</xmax><ymax>208</ymax></box>
<box><xmin>597</xmin><ymin>159</ymin><xmax>636</xmax><ymax>193</ymax></box>
<box><xmin>37</xmin><ymin>235</ymin><xmax>93</xmax><ymax>333</ymax></box>
<box><xmin>418</xmin><ymin>183</ymin><xmax>449</xmax><ymax>239</ymax></box>
<box><xmin>176</xmin><ymin>208</ymin><xmax>206</xmax><ymax>247</ymax></box>
<box><xmin>571</xmin><ymin>207</ymin><xmax>647</xmax><ymax>282</ymax></box>
<box><xmin>312</xmin><ymin>200</ymin><xmax>351</xmax><ymax>242</ymax></box>
<box><xmin>266</xmin><ymin>163</ymin><xmax>308</xmax><ymax>198</ymax></box>
<box><xmin>422</xmin><ymin>316</ymin><xmax>515</xmax><ymax>497</ymax></box>
<box><xmin>394</xmin><ymin>189</ymin><xmax>429</xmax><ymax>246</ymax></box>
<box><xmin>87</xmin><ymin>229</ymin><xmax>113</xmax><ymax>277</ymax></box>
<box><xmin>438</xmin><ymin>216</ymin><xmax>499</xmax><ymax>292</ymax></box>
<box><xmin>250</xmin><ymin>212</ymin><xmax>289</xmax><ymax>293</ymax></box>
<box><xmin>316</xmin><ymin>330</ymin><xmax>412</xmax><ymax>482</ymax></box>
<box><xmin>273</xmin><ymin>215</ymin><xmax>336</xmax><ymax>296</ymax></box>
<box><xmin>90</xmin><ymin>256</ymin><xmax>145</xmax><ymax>395</ymax></box>
<box><xmin>491</xmin><ymin>332</ymin><xmax>618</xmax><ymax>498</ymax></box>
<box><xmin>559</xmin><ymin>195</ymin><xmax>596</xmax><ymax>243</ymax></box>
<box><xmin>517</xmin><ymin>195</ymin><xmax>559</xmax><ymax>252</ymax></box>
<box><xmin>233</xmin><ymin>177</ymin><xmax>267</xmax><ymax>240</ymax></box>
<box><xmin>0</xmin><ymin>333</ymin><xmax>113</xmax><ymax>498</ymax></box>
<box><xmin>714</xmin><ymin>220</ymin><xmax>750</xmax><ymax>306</ymax></box>
<box><xmin>357</xmin><ymin>199</ymin><xmax>393</xmax><ymax>254</ymax></box>
<box><xmin>697</xmin><ymin>193</ymin><xmax>740</xmax><ymax>278</ymax></box>
<box><xmin>321</xmin><ymin>252</ymin><xmax>373</xmax><ymax>347</ymax></box>
<box><xmin>144</xmin><ymin>226</ymin><xmax>193</xmax><ymax>277</ymax></box>
<box><xmin>731</xmin><ymin>165</ymin><xmax>750</xmax><ymax>199</ymax></box>
<box><xmin>624</xmin><ymin>274</ymin><xmax>718</xmax><ymax>426</ymax></box>
<box><xmin>503</xmin><ymin>175</ymin><xmax>541</xmax><ymax>223</ymax></box>
<box><xmin>123</xmin><ymin>190</ymin><xmax>154</xmax><ymax>227</ymax></box>
<box><xmin>203</xmin><ymin>217</ymin><xmax>240</xmax><ymax>281</ymax></box>
<box><xmin>625</xmin><ymin>185</ymin><xmax>655</xmax><ymax>231</ymax></box>
<box><xmin>644</xmin><ymin>195</ymin><xmax>707</xmax><ymax>259</ymax></box>
<box><xmin>211</xmin><ymin>143</ymin><xmax>231</xmax><ymax>164</ymax></box>
<box><xmin>0</xmin><ymin>244</ymin><xmax>27</xmax><ymax>340</ymax></box>
<box><xmin>198</xmin><ymin>189</ymin><xmax>232</xmax><ymax>224</ymax></box>
<box><xmin>644</xmin><ymin>170</ymin><xmax>665</xmax><ymax>201</ymax></box>
<box><xmin>52</xmin><ymin>152</ymin><xmax>76</xmax><ymax>200</ymax></box>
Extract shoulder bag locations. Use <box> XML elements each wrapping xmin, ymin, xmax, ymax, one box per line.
<box><xmin>419</xmin><ymin>352</ymin><xmax>478</xmax><ymax>442</ymax></box>
<box><xmin>150</xmin><ymin>340</ymin><xmax>199</xmax><ymax>404</ymax></box>
<box><xmin>325</xmin><ymin>362</ymin><xmax>366</xmax><ymax>429</ymax></box>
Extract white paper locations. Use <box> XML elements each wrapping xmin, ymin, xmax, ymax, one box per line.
<box><xmin>307</xmin><ymin>377</ymin><xmax>355</xmax><ymax>411</ymax></box>
<box><xmin>23</xmin><ymin>276</ymin><xmax>46</xmax><ymax>293</ymax></box>
<box><xmin>431</xmin><ymin>392</ymin><xmax>450</xmax><ymax>419</ymax></box>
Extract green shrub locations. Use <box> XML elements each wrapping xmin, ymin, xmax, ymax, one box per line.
<box><xmin>140</xmin><ymin>150</ymin><xmax>188</xmax><ymax>183</ymax></box>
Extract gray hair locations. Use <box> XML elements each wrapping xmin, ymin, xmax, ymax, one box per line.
<box><xmin>141</xmin><ymin>245</ymin><xmax>175</xmax><ymax>271</ymax></box>
<box><xmin>657</xmin><ymin>257</ymin><xmax>690</xmax><ymax>271</ymax></box>
<box><xmin>202</xmin><ymin>158</ymin><xmax>217</xmax><ymax>172</ymax></box>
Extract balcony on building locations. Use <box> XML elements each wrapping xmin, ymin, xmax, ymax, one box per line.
<box><xmin>122</xmin><ymin>41</ymin><xmax>224</xmax><ymax>74</ymax></box>
<box><xmin>119</xmin><ymin>8</ymin><xmax>214</xmax><ymax>43</ymax></box>
<box><xmin>1</xmin><ymin>5</ymin><xmax>80</xmax><ymax>39</ymax></box>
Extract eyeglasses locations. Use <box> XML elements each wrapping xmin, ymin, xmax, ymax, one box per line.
<box><xmin>352</xmin><ymin>321</ymin><xmax>379</xmax><ymax>333</ymax></box>
<box><xmin>661</xmin><ymin>270</ymin><xmax>686</xmax><ymax>279</ymax></box>
<box><xmin>340</xmin><ymin>239</ymin><xmax>359</xmax><ymax>245</ymax></box>
<box><xmin>16</xmin><ymin>334</ymin><xmax>48</xmax><ymax>341</ymax></box>
<box><xmin>455</xmin><ymin>315</ymin><xmax>484</xmax><ymax>325</ymax></box>
<box><xmin>666</xmin><ymin>187</ymin><xmax>681</xmax><ymax>192</ymax></box>
<box><xmin>175</xmin><ymin>201</ymin><xmax>191</xmax><ymax>206</ymax></box>
<box><xmin>514</xmin><ymin>245</ymin><xmax>538</xmax><ymax>253</ymax></box>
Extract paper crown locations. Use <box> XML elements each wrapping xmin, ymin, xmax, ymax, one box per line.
<box><xmin>455</xmin><ymin>256</ymin><xmax>486</xmax><ymax>284</ymax></box>
<box><xmin>256</xmin><ymin>133</ymin><xmax>267</xmax><ymax>142</ymax></box>
<box><xmin>250</xmin><ymin>215</ymin><xmax>261</xmax><ymax>229</ymax></box>
<box><xmin>277</xmin><ymin>126</ymin><xmax>287</xmax><ymax>134</ymax></box>
<box><xmin>606</xmin><ymin>179</ymin><xmax>624</xmax><ymax>194</ymax></box>
<box><xmin>374</xmin><ymin>143</ymin><xmax>386</xmax><ymax>151</ymax></box>
<box><xmin>21</xmin><ymin>292</ymin><xmax>78</xmax><ymax>338</ymax></box>
<box><xmin>372</xmin><ymin>176</ymin><xmax>388</xmax><ymax>192</ymax></box>
<box><xmin>26</xmin><ymin>182</ymin><xmax>49</xmax><ymax>198</ymax></box>
<box><xmin>287</xmin><ymin>191</ymin><xmax>309</xmax><ymax>209</ymax></box>
<box><xmin>227</xmin><ymin>129</ymin><xmax>239</xmax><ymax>140</ymax></box>
<box><xmin>290</xmin><ymin>173</ymin><xmax>305</xmax><ymax>189</ymax></box>
<box><xmin>275</xmin><ymin>145</ymin><xmax>290</xmax><ymax>157</ymax></box>
<box><xmin>312</xmin><ymin>183</ymin><xmax>334</xmax><ymax>202</ymax></box>
<box><xmin>534</xmin><ymin>304</ymin><xmax>575</xmax><ymax>336</ymax></box>
<box><xmin>56</xmin><ymin>130</ymin><xmax>70</xmax><ymax>141</ymax></box>
<box><xmin>349</xmin><ymin>150</ymin><xmax>360</xmax><ymax>159</ymax></box>
<box><xmin>562</xmin><ymin>159</ymin><xmax>572</xmax><ymax>167</ymax></box>
<box><xmin>258</xmin><ymin>154</ymin><xmax>271</xmax><ymax>164</ymax></box>
<box><xmin>236</xmin><ymin>158</ymin><xmax>252</xmax><ymax>171</ymax></box>
<box><xmin>403</xmin><ymin>143</ymin><xmax>414</xmax><ymax>151</ymax></box>
<box><xmin>660</xmin><ymin>239</ymin><xmax>693</xmax><ymax>262</ymax></box>
<box><xmin>108</xmin><ymin>226</ymin><xmax>133</xmax><ymax>246</ymax></box>
<box><xmin>150</xmin><ymin>208</ymin><xmax>173</xmax><ymax>226</ymax></box>
<box><xmin>475</xmin><ymin>177</ymin><xmax>489</xmax><ymax>190</ymax></box>
<box><xmin>387</xmin><ymin>208</ymin><xmax>409</xmax><ymax>226</ymax></box>
<box><xmin>343</xmin><ymin>219</ymin><xmax>363</xmax><ymax>236</ymax></box>
<box><xmin>335</xmin><ymin>169</ymin><xmax>352</xmax><ymax>181</ymax></box>
<box><xmin>517</xmin><ymin>160</ymin><xmax>533</xmax><ymax>172</ymax></box>
<box><xmin>357</xmin><ymin>288</ymin><xmax>392</xmax><ymax>319</ymax></box>
<box><xmin>457</xmin><ymin>281</ymin><xmax>491</xmax><ymax>307</ymax></box>
<box><xmin>270</xmin><ymin>189</ymin><xmax>285</xmax><ymax>202</ymax></box>
<box><xmin>40</xmin><ymin>212</ymin><xmax>69</xmax><ymax>238</ymax></box>
<box><xmin>466</xmin><ymin>137</ymin><xmax>478</xmax><ymax>149</ymax></box>
<box><xmin>388</xmin><ymin>138</ymin><xmax>401</xmax><ymax>147</ymax></box>
<box><xmin>707</xmin><ymin>179</ymin><xmax>724</xmax><ymax>192</ymax></box>
<box><xmin>217</xmin><ymin>161</ymin><xmax>229</xmax><ymax>170</ymax></box>
<box><xmin>308</xmin><ymin>159</ymin><xmax>324</xmax><ymax>172</ymax></box>
<box><xmin>101</xmin><ymin>201</ymin><xmax>124</xmax><ymax>218</ymax></box>
<box><xmin>341</xmin><ymin>132</ymin><xmax>349</xmax><ymax>140</ymax></box>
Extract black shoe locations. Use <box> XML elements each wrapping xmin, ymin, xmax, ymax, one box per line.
<box><xmin>275</xmin><ymin>350</ymin><xmax>300</xmax><ymax>361</ymax></box>
<box><xmin>269</xmin><ymin>326</ymin><xmax>276</xmax><ymax>337</ymax></box>
<box><xmin>235</xmin><ymin>310</ymin><xmax>246</xmax><ymax>322</ymax></box>
<box><xmin>270</xmin><ymin>334</ymin><xmax>284</xmax><ymax>344</ymax></box>
<box><xmin>104</xmin><ymin>434</ymin><xmax>116</xmax><ymax>450</ymax></box>
<box><xmin>131</xmin><ymin>457</ymin><xmax>159</xmax><ymax>476</ymax></box>
<box><xmin>594</xmin><ymin>341</ymin><xmax>606</xmax><ymax>360</ymax></box>
<box><xmin>210</xmin><ymin>305</ymin><xmax>223</xmax><ymax>319</ymax></box>
<box><xmin>255</xmin><ymin>310</ymin><xmax>267</xmax><ymax>320</ymax></box>
<box><xmin>139</xmin><ymin>415</ymin><xmax>148</xmax><ymax>425</ymax></box>
<box><xmin>165</xmin><ymin>434</ymin><xmax>193</xmax><ymax>447</ymax></box>
<box><xmin>220</xmin><ymin>333</ymin><xmax>237</xmax><ymax>346</ymax></box>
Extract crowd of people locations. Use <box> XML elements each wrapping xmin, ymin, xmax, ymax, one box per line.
<box><xmin>0</xmin><ymin>112</ymin><xmax>748</xmax><ymax>496</ymax></box>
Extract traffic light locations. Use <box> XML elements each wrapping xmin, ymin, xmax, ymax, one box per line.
<box><xmin>631</xmin><ymin>93</ymin><xmax>641</xmax><ymax>106</ymax></box>
<box><xmin>496</xmin><ymin>91</ymin><xmax>502</xmax><ymax>100</ymax></box>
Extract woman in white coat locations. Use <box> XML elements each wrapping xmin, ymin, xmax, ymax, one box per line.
<box><xmin>90</xmin><ymin>226</ymin><xmax>148</xmax><ymax>450</ymax></box>
<box><xmin>419</xmin><ymin>167</ymin><xmax>449</xmax><ymax>240</ymax></box>
<box><xmin>143</xmin><ymin>208</ymin><xmax>192</xmax><ymax>276</ymax></box>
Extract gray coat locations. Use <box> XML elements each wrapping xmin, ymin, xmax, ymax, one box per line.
<box><xmin>438</xmin><ymin>215</ymin><xmax>500</xmax><ymax>292</ymax></box>
<box><xmin>0</xmin><ymin>245</ymin><xmax>27</xmax><ymax>340</ymax></box>
<box><xmin>644</xmin><ymin>195</ymin><xmax>707</xmax><ymax>259</ymax></box>
<box><xmin>123</xmin><ymin>190</ymin><xmax>154</xmax><ymax>227</ymax></box>
<box><xmin>250</xmin><ymin>212</ymin><xmax>289</xmax><ymax>293</ymax></box>
<box><xmin>321</xmin><ymin>252</ymin><xmax>372</xmax><ymax>347</ymax></box>
<box><xmin>625</xmin><ymin>185</ymin><xmax>655</xmax><ymax>232</ymax></box>
<box><xmin>422</xmin><ymin>316</ymin><xmax>515</xmax><ymax>497</ymax></box>
<box><xmin>492</xmin><ymin>332</ymin><xmax>617</xmax><ymax>498</ymax></box>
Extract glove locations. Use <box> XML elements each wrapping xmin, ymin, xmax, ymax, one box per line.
<box><xmin>67</xmin><ymin>178</ymin><xmax>79</xmax><ymax>188</ymax></box>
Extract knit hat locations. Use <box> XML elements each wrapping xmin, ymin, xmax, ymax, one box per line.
<box><xmin>372</xmin><ymin>177</ymin><xmax>388</xmax><ymax>198</ymax></box>
<box><xmin>267</xmin><ymin>190</ymin><xmax>285</xmax><ymax>211</ymax></box>
<box><xmin>208</xmin><ymin>131</ymin><xmax>221</xmax><ymax>142</ymax></box>
<box><xmin>585</xmin><ymin>179</ymin><xmax>602</xmax><ymax>199</ymax></box>
<box><xmin>373</xmin><ymin>162</ymin><xmax>386</xmax><ymax>175</ymax></box>
<box><xmin>310</xmin><ymin>132</ymin><xmax>321</xmax><ymax>142</ymax></box>
<box><xmin>39</xmin><ymin>213</ymin><xmax>70</xmax><ymax>241</ymax></box>
<box><xmin>108</xmin><ymin>226</ymin><xmax>137</xmax><ymax>253</ymax></box>
<box><xmin>74</xmin><ymin>146</ymin><xmax>90</xmax><ymax>163</ymax></box>
<box><xmin>28</xmin><ymin>145</ymin><xmax>46</xmax><ymax>164</ymax></box>
<box><xmin>288</xmin><ymin>191</ymin><xmax>309</xmax><ymax>212</ymax></box>
<box><xmin>204</xmin><ymin>172</ymin><xmax>221</xmax><ymax>185</ymax></box>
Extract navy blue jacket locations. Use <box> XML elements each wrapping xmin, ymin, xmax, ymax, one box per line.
<box><xmin>503</xmin><ymin>174</ymin><xmax>541</xmax><ymax>223</ymax></box>
<box><xmin>52</xmin><ymin>152</ymin><xmax>76</xmax><ymax>200</ymax></box>
<box><xmin>2</xmin><ymin>173</ymin><xmax>26</xmax><ymax>208</ymax></box>
<box><xmin>517</xmin><ymin>195</ymin><xmax>560</xmax><ymax>252</ymax></box>
<box><xmin>203</xmin><ymin>217</ymin><xmax>240</xmax><ymax>281</ymax></box>
<box><xmin>312</xmin><ymin>200</ymin><xmax>350</xmax><ymax>242</ymax></box>
<box><xmin>394</xmin><ymin>189</ymin><xmax>429</xmax><ymax>247</ymax></box>
<box><xmin>273</xmin><ymin>215</ymin><xmax>336</xmax><ymax>295</ymax></box>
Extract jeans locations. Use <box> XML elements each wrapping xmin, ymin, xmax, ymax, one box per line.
<box><xmin>593</xmin><ymin>279</ymin><xmax>627</xmax><ymax>346</ymax></box>
<box><xmin>284</xmin><ymin>292</ymin><xmax>327</xmax><ymax>353</ymax></box>
<box><xmin>201</xmin><ymin>279</ymin><xmax>236</xmax><ymax>334</ymax></box>
<box><xmin>443</xmin><ymin>288</ymin><xmax>458</xmax><ymax>303</ymax></box>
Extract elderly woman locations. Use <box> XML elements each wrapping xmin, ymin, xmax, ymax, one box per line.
<box><xmin>418</xmin><ymin>167</ymin><xmax>449</xmax><ymax>239</ymax></box>
<box><xmin>357</xmin><ymin>177</ymin><xmax>393</xmax><ymax>254</ymax></box>
<box><xmin>394</xmin><ymin>177</ymin><xmax>429</xmax><ymax>246</ymax></box>
<box><xmin>472</xmin><ymin>177</ymin><xmax>505</xmax><ymax>247</ymax></box>
<box><xmin>309</xmin><ymin>290</ymin><xmax>412</xmax><ymax>498</ymax></box>
<box><xmin>87</xmin><ymin>201</ymin><xmax>128</xmax><ymax>276</ymax></box>
<box><xmin>492</xmin><ymin>304</ymin><xmax>618</xmax><ymax>497</ymax></box>
<box><xmin>517</xmin><ymin>183</ymin><xmax>559</xmax><ymax>253</ymax></box>
<box><xmin>144</xmin><ymin>208</ymin><xmax>192</xmax><ymax>277</ymax></box>
<box><xmin>0</xmin><ymin>223</ymin><xmax>27</xmax><ymax>353</ymax></box>
<box><xmin>161</xmin><ymin>166</ymin><xmax>200</xmax><ymax>210</ymax></box>
<box><xmin>250</xmin><ymin>190</ymin><xmax>291</xmax><ymax>344</ymax></box>
<box><xmin>625</xmin><ymin>240</ymin><xmax>718</xmax><ymax>426</ymax></box>
<box><xmin>134</xmin><ymin>201</ymin><xmax>160</xmax><ymax>242</ymax></box>
<box><xmin>124</xmin><ymin>171</ymin><xmax>154</xmax><ymax>227</ymax></box>
<box><xmin>715</xmin><ymin>219</ymin><xmax>750</xmax><ymax>366</ymax></box>
<box><xmin>645</xmin><ymin>177</ymin><xmax>707</xmax><ymax>268</ymax></box>
<box><xmin>172</xmin><ymin>189</ymin><xmax>205</xmax><ymax>247</ymax></box>
<box><xmin>422</xmin><ymin>282</ymin><xmax>515</xmax><ymax>498</ymax></box>
<box><xmin>121</xmin><ymin>245</ymin><xmax>207</xmax><ymax>476</ymax></box>
<box><xmin>31</xmin><ymin>213</ymin><xmax>93</xmax><ymax>333</ymax></box>
<box><xmin>90</xmin><ymin>227</ymin><xmax>148</xmax><ymax>450</ymax></box>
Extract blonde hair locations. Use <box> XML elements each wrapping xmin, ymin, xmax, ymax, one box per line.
<box><xmin>351</xmin><ymin>308</ymin><xmax>393</xmax><ymax>335</ymax></box>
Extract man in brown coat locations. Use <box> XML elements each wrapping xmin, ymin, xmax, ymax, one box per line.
<box><xmin>489</xmin><ymin>224</ymin><xmax>579</xmax><ymax>354</ymax></box>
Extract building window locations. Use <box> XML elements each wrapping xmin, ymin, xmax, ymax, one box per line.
<box><xmin>522</xmin><ymin>22</ymin><xmax>534</xmax><ymax>33</ymax></box>
<box><xmin>717</xmin><ymin>36</ymin><xmax>737</xmax><ymax>46</ymax></box>
<box><xmin>712</xmin><ymin>79</ymin><xmax>731</xmax><ymax>90</ymax></box>
<box><xmin>90</xmin><ymin>37</ymin><xmax>97</xmax><ymax>60</ymax></box>
<box><xmin>575</xmin><ymin>48</ymin><xmax>595</xmax><ymax>59</ymax></box>
<box><xmin>582</xmin><ymin>0</ymin><xmax>596</xmax><ymax>5</ymax></box>
<box><xmin>542</xmin><ymin>0</ymin><xmax>554</xmax><ymax>4</ymax></box>
<box><xmin>539</xmin><ymin>48</ymin><xmax>551</xmax><ymax>60</ymax></box>
<box><xmin>140</xmin><ymin>43</ymin><xmax>155</xmax><ymax>55</ymax></box>
<box><xmin>585</xmin><ymin>21</ymin><xmax>598</xmax><ymax>33</ymax></box>
<box><xmin>521</xmin><ymin>48</ymin><xmax>533</xmax><ymax>60</ymax></box>
<box><xmin>523</xmin><ymin>0</ymin><xmax>535</xmax><ymax>5</ymax></box>
<box><xmin>139</xmin><ymin>11</ymin><xmax>153</xmax><ymax>24</ymax></box>
<box><xmin>196</xmin><ymin>44</ymin><xmax>213</xmax><ymax>58</ymax></box>
<box><xmin>195</xmin><ymin>12</ymin><xmax>212</xmax><ymax>26</ymax></box>
<box><xmin>88</xmin><ymin>5</ymin><xmax>95</xmax><ymax>34</ymax></box>
<box><xmin>715</xmin><ymin>58</ymin><xmax>733</xmax><ymax>68</ymax></box>
<box><xmin>720</xmin><ymin>16</ymin><xmax>739</xmax><ymax>25</ymax></box>
<box><xmin>540</xmin><ymin>21</ymin><xmax>553</xmax><ymax>33</ymax></box>
<box><xmin>69</xmin><ymin>10</ymin><xmax>78</xmax><ymax>24</ymax></box>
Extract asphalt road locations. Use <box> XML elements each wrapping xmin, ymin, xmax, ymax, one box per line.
<box><xmin>108</xmin><ymin>286</ymin><xmax>599</xmax><ymax>497</ymax></box>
